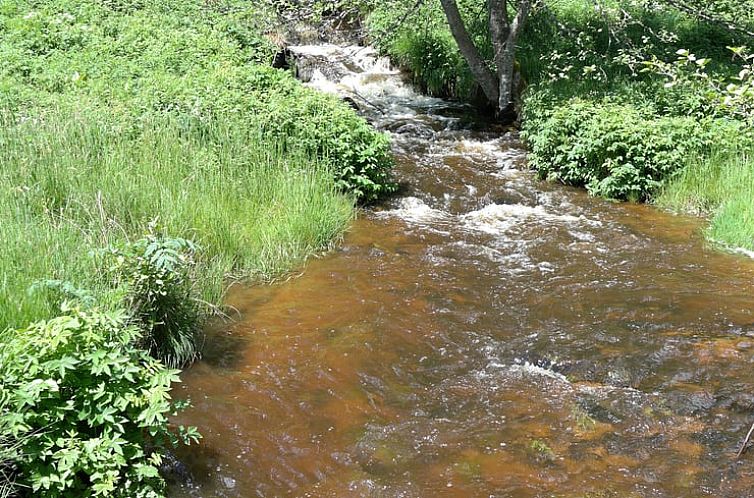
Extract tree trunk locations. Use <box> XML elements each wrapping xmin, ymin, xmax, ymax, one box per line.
<box><xmin>440</xmin><ymin>0</ymin><xmax>533</xmax><ymax>121</ymax></box>
<box><xmin>489</xmin><ymin>0</ymin><xmax>532</xmax><ymax>116</ymax></box>
<box><xmin>439</xmin><ymin>0</ymin><xmax>499</xmax><ymax>105</ymax></box>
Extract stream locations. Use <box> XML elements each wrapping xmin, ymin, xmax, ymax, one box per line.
<box><xmin>170</xmin><ymin>44</ymin><xmax>754</xmax><ymax>497</ymax></box>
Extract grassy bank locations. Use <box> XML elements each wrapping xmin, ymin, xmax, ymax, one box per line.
<box><xmin>0</xmin><ymin>0</ymin><xmax>395</xmax><ymax>330</ymax></box>
<box><xmin>0</xmin><ymin>111</ymin><xmax>354</xmax><ymax>330</ymax></box>
<box><xmin>658</xmin><ymin>148</ymin><xmax>754</xmax><ymax>251</ymax></box>
<box><xmin>0</xmin><ymin>0</ymin><xmax>394</xmax><ymax>494</ymax></box>
<box><xmin>368</xmin><ymin>0</ymin><xmax>754</xmax><ymax>250</ymax></box>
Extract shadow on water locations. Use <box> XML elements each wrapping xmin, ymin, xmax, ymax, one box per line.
<box><xmin>169</xmin><ymin>45</ymin><xmax>754</xmax><ymax>497</ymax></box>
<box><xmin>197</xmin><ymin>324</ymin><xmax>250</xmax><ymax>371</ymax></box>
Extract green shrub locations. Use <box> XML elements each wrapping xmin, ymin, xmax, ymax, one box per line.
<box><xmin>523</xmin><ymin>98</ymin><xmax>708</xmax><ymax>201</ymax></box>
<box><xmin>237</xmin><ymin>67</ymin><xmax>396</xmax><ymax>202</ymax></box>
<box><xmin>0</xmin><ymin>308</ymin><xmax>199</xmax><ymax>497</ymax></box>
<box><xmin>100</xmin><ymin>235</ymin><xmax>201</xmax><ymax>368</ymax></box>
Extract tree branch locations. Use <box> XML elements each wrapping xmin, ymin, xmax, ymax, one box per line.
<box><xmin>510</xmin><ymin>0</ymin><xmax>533</xmax><ymax>41</ymax></box>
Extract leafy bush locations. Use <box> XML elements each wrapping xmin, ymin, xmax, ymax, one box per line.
<box><xmin>233</xmin><ymin>66</ymin><xmax>395</xmax><ymax>202</ymax></box>
<box><xmin>523</xmin><ymin>98</ymin><xmax>708</xmax><ymax>201</ymax></box>
<box><xmin>0</xmin><ymin>308</ymin><xmax>199</xmax><ymax>497</ymax></box>
<box><xmin>100</xmin><ymin>235</ymin><xmax>201</xmax><ymax>368</ymax></box>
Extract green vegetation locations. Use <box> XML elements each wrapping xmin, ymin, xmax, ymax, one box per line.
<box><xmin>368</xmin><ymin>0</ymin><xmax>754</xmax><ymax>250</ymax></box>
<box><xmin>0</xmin><ymin>0</ymin><xmax>396</xmax><ymax>332</ymax></box>
<box><xmin>369</xmin><ymin>1</ymin><xmax>486</xmax><ymax>101</ymax></box>
<box><xmin>0</xmin><ymin>112</ymin><xmax>353</xmax><ymax>351</ymax></box>
<box><xmin>1</xmin><ymin>0</ymin><xmax>395</xmax><ymax>493</ymax></box>
<box><xmin>529</xmin><ymin>438</ymin><xmax>556</xmax><ymax>462</ymax></box>
<box><xmin>658</xmin><ymin>147</ymin><xmax>754</xmax><ymax>250</ymax></box>
<box><xmin>0</xmin><ymin>309</ymin><xmax>199</xmax><ymax>497</ymax></box>
<box><xmin>523</xmin><ymin>99</ymin><xmax>707</xmax><ymax>201</ymax></box>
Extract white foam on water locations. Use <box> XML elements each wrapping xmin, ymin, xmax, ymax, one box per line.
<box><xmin>457</xmin><ymin>138</ymin><xmax>522</xmax><ymax>159</ymax></box>
<box><xmin>717</xmin><ymin>242</ymin><xmax>754</xmax><ymax>260</ymax></box>
<box><xmin>510</xmin><ymin>362</ymin><xmax>570</xmax><ymax>383</ymax></box>
<box><xmin>442</xmin><ymin>240</ymin><xmax>535</xmax><ymax>272</ymax></box>
<box><xmin>461</xmin><ymin>203</ymin><xmax>586</xmax><ymax>235</ymax></box>
<box><xmin>290</xmin><ymin>44</ymin><xmax>420</xmax><ymax>102</ymax></box>
<box><xmin>376</xmin><ymin>197</ymin><xmax>450</xmax><ymax>224</ymax></box>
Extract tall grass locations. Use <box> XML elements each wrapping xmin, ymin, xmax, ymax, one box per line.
<box><xmin>658</xmin><ymin>146</ymin><xmax>754</xmax><ymax>251</ymax></box>
<box><xmin>0</xmin><ymin>110</ymin><xmax>354</xmax><ymax>331</ymax></box>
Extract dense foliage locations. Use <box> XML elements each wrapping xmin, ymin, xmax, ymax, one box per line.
<box><xmin>0</xmin><ymin>0</ymin><xmax>393</xmax><ymax>201</ymax></box>
<box><xmin>523</xmin><ymin>99</ymin><xmax>709</xmax><ymax>200</ymax></box>
<box><xmin>0</xmin><ymin>309</ymin><xmax>199</xmax><ymax>497</ymax></box>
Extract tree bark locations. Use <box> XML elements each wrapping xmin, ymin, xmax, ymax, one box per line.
<box><xmin>439</xmin><ymin>0</ymin><xmax>499</xmax><ymax>105</ymax></box>
<box><xmin>489</xmin><ymin>0</ymin><xmax>532</xmax><ymax>114</ymax></box>
<box><xmin>441</xmin><ymin>0</ymin><xmax>533</xmax><ymax>121</ymax></box>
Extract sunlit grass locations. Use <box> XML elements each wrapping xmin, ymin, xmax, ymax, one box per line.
<box><xmin>0</xmin><ymin>110</ymin><xmax>354</xmax><ymax>330</ymax></box>
<box><xmin>658</xmin><ymin>146</ymin><xmax>754</xmax><ymax>251</ymax></box>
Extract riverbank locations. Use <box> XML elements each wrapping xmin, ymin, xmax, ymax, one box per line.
<box><xmin>0</xmin><ymin>1</ymin><xmax>394</xmax><ymax>495</ymax></box>
<box><xmin>367</xmin><ymin>0</ymin><xmax>754</xmax><ymax>252</ymax></box>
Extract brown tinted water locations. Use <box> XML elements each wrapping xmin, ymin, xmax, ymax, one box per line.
<box><xmin>170</xmin><ymin>46</ymin><xmax>754</xmax><ymax>497</ymax></box>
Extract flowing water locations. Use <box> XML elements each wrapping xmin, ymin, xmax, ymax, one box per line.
<box><xmin>170</xmin><ymin>45</ymin><xmax>754</xmax><ymax>497</ymax></box>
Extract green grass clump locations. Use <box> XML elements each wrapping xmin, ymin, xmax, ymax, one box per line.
<box><xmin>368</xmin><ymin>0</ymin><xmax>486</xmax><ymax>101</ymax></box>
<box><xmin>0</xmin><ymin>110</ymin><xmax>354</xmax><ymax>332</ymax></box>
<box><xmin>658</xmin><ymin>142</ymin><xmax>754</xmax><ymax>251</ymax></box>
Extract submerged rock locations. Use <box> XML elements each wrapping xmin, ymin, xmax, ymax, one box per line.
<box><xmin>160</xmin><ymin>451</ymin><xmax>193</xmax><ymax>487</ymax></box>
